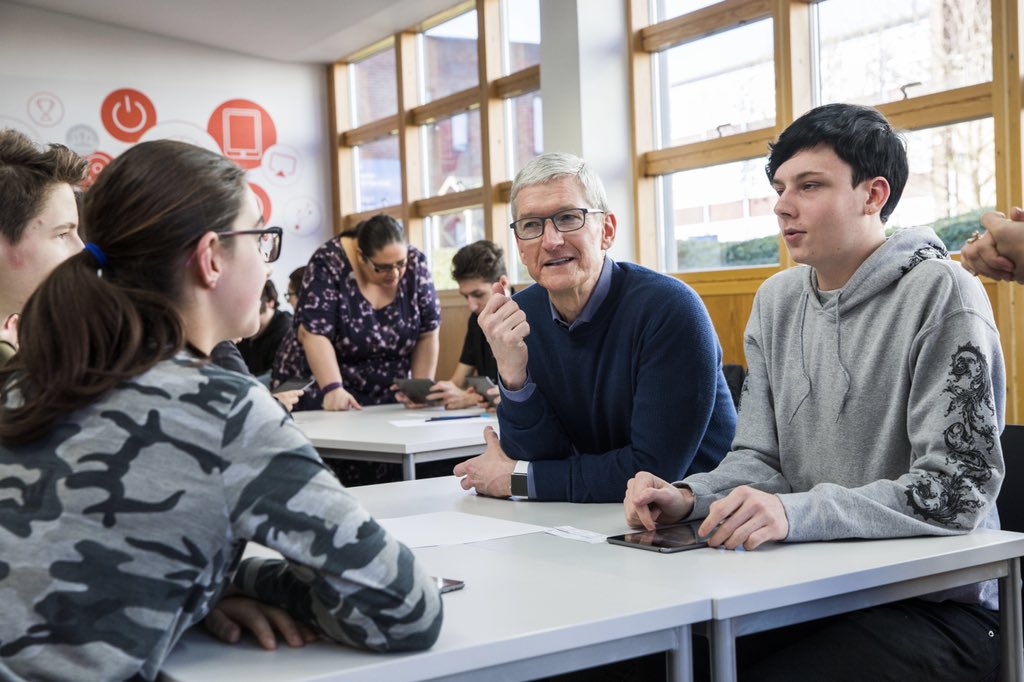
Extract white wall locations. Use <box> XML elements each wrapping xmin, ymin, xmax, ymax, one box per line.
<box><xmin>539</xmin><ymin>0</ymin><xmax>635</xmax><ymax>263</ymax></box>
<box><xmin>0</xmin><ymin>1</ymin><xmax>332</xmax><ymax>302</ymax></box>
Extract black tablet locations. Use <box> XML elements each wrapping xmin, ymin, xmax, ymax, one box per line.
<box><xmin>464</xmin><ymin>375</ymin><xmax>498</xmax><ymax>406</ymax></box>
<box><xmin>394</xmin><ymin>378</ymin><xmax>439</xmax><ymax>405</ymax></box>
<box><xmin>276</xmin><ymin>376</ymin><xmax>315</xmax><ymax>392</ymax></box>
<box><xmin>606</xmin><ymin>521</ymin><xmax>708</xmax><ymax>553</ymax></box>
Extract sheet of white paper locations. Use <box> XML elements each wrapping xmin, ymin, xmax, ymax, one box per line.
<box><xmin>546</xmin><ymin>525</ymin><xmax>608</xmax><ymax>544</ymax></box>
<box><xmin>378</xmin><ymin>510</ymin><xmax>547</xmax><ymax>547</ymax></box>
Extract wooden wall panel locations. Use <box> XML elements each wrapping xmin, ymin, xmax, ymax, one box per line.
<box><xmin>437</xmin><ymin>290</ymin><xmax>471</xmax><ymax>381</ymax></box>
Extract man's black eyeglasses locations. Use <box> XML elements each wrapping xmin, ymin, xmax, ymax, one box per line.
<box><xmin>509</xmin><ymin>208</ymin><xmax>604</xmax><ymax>240</ymax></box>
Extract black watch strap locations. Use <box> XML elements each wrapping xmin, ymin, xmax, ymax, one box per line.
<box><xmin>511</xmin><ymin>460</ymin><xmax>529</xmax><ymax>497</ymax></box>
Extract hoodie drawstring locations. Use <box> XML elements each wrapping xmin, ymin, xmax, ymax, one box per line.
<box><xmin>834</xmin><ymin>290</ymin><xmax>852</xmax><ymax>421</ymax></box>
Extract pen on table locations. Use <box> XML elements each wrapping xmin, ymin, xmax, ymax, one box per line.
<box><xmin>425</xmin><ymin>415</ymin><xmax>483</xmax><ymax>422</ymax></box>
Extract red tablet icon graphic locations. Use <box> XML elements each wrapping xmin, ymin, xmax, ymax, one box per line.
<box><xmin>249</xmin><ymin>182</ymin><xmax>273</xmax><ymax>223</ymax></box>
<box><xmin>101</xmin><ymin>89</ymin><xmax>157</xmax><ymax>143</ymax></box>
<box><xmin>82</xmin><ymin>152</ymin><xmax>113</xmax><ymax>189</ymax></box>
<box><xmin>208</xmin><ymin>100</ymin><xmax>277</xmax><ymax>169</ymax></box>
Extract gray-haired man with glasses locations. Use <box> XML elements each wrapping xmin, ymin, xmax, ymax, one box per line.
<box><xmin>453</xmin><ymin>152</ymin><xmax>736</xmax><ymax>502</ymax></box>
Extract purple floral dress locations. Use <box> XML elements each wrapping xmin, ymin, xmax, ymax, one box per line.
<box><xmin>271</xmin><ymin>238</ymin><xmax>440</xmax><ymax>409</ymax></box>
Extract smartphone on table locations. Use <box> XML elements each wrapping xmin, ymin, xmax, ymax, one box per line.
<box><xmin>605</xmin><ymin>520</ymin><xmax>708</xmax><ymax>553</ymax></box>
<box><xmin>393</xmin><ymin>377</ymin><xmax>440</xmax><ymax>405</ymax></box>
<box><xmin>464</xmin><ymin>375</ymin><xmax>498</xmax><ymax>407</ymax></box>
<box><xmin>435</xmin><ymin>577</ymin><xmax>466</xmax><ymax>593</ymax></box>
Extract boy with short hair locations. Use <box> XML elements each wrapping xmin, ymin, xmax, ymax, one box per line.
<box><xmin>626</xmin><ymin>103</ymin><xmax>1004</xmax><ymax>679</ymax></box>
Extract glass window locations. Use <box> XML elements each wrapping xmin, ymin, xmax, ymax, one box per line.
<box><xmin>815</xmin><ymin>0</ymin><xmax>992</xmax><ymax>107</ymax></box>
<box><xmin>887</xmin><ymin>118</ymin><xmax>995</xmax><ymax>252</ymax></box>
<box><xmin>426</xmin><ymin>206</ymin><xmax>485</xmax><ymax>289</ymax></box>
<box><xmin>423</xmin><ymin>109</ymin><xmax>483</xmax><ymax>197</ymax></box>
<box><xmin>657</xmin><ymin>19</ymin><xmax>775</xmax><ymax>147</ymax></box>
<box><xmin>503</xmin><ymin>0</ymin><xmax>540</xmax><ymax>73</ymax></box>
<box><xmin>660</xmin><ymin>158</ymin><xmax>779</xmax><ymax>272</ymax></box>
<box><xmin>654</xmin><ymin>0</ymin><xmax>721</xmax><ymax>23</ymax></box>
<box><xmin>506</xmin><ymin>91</ymin><xmax>543</xmax><ymax>176</ymax></box>
<box><xmin>420</xmin><ymin>10</ymin><xmax>479</xmax><ymax>104</ymax></box>
<box><xmin>354</xmin><ymin>135</ymin><xmax>401</xmax><ymax>211</ymax></box>
<box><xmin>350</xmin><ymin>46</ymin><xmax>397</xmax><ymax>126</ymax></box>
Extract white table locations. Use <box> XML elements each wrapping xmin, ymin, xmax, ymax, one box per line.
<box><xmin>355</xmin><ymin>478</ymin><xmax>1024</xmax><ymax>682</ymax></box>
<box><xmin>160</xmin><ymin>478</ymin><xmax>1024</xmax><ymax>682</ymax></box>
<box><xmin>292</xmin><ymin>404</ymin><xmax>496</xmax><ymax>480</ymax></box>
<box><xmin>159</xmin><ymin>478</ymin><xmax>709</xmax><ymax>682</ymax></box>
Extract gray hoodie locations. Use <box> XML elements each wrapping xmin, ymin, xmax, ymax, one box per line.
<box><xmin>683</xmin><ymin>226</ymin><xmax>1005</xmax><ymax>608</ymax></box>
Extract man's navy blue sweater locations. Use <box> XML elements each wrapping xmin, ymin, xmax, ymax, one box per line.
<box><xmin>499</xmin><ymin>260</ymin><xmax>736</xmax><ymax>502</ymax></box>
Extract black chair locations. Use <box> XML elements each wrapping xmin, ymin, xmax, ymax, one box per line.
<box><xmin>997</xmin><ymin>424</ymin><xmax>1024</xmax><ymax>532</ymax></box>
<box><xmin>722</xmin><ymin>364</ymin><xmax>746</xmax><ymax>410</ymax></box>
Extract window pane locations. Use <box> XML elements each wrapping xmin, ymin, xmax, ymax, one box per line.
<box><xmin>423</xmin><ymin>109</ymin><xmax>483</xmax><ymax>197</ymax></box>
<box><xmin>654</xmin><ymin>0</ymin><xmax>720</xmax><ymax>23</ymax></box>
<box><xmin>661</xmin><ymin>158</ymin><xmax>779</xmax><ymax>272</ymax></box>
<box><xmin>887</xmin><ymin>118</ymin><xmax>995</xmax><ymax>252</ymax></box>
<box><xmin>354</xmin><ymin>135</ymin><xmax>401</xmax><ymax>211</ymax></box>
<box><xmin>351</xmin><ymin>47</ymin><xmax>397</xmax><ymax>126</ymax></box>
<box><xmin>503</xmin><ymin>0</ymin><xmax>540</xmax><ymax>73</ymax></box>
<box><xmin>506</xmin><ymin>92</ymin><xmax>543</xmax><ymax>176</ymax></box>
<box><xmin>816</xmin><ymin>0</ymin><xmax>992</xmax><ymax>107</ymax></box>
<box><xmin>658</xmin><ymin>19</ymin><xmax>775</xmax><ymax>147</ymax></box>
<box><xmin>421</xmin><ymin>11</ymin><xmax>479</xmax><ymax>104</ymax></box>
<box><xmin>427</xmin><ymin>207</ymin><xmax>485</xmax><ymax>289</ymax></box>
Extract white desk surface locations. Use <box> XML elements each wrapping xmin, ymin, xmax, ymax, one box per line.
<box><xmin>292</xmin><ymin>404</ymin><xmax>495</xmax><ymax>455</ymax></box>
<box><xmin>161</xmin><ymin>477</ymin><xmax>1024</xmax><ymax>682</ymax></box>
<box><xmin>358</xmin><ymin>477</ymin><xmax>1024</xmax><ymax>623</ymax></box>
<box><xmin>160</xmin><ymin>477</ymin><xmax>707</xmax><ymax>682</ymax></box>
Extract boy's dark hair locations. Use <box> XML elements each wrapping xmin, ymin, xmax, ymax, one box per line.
<box><xmin>451</xmin><ymin>240</ymin><xmax>506</xmax><ymax>283</ymax></box>
<box><xmin>0</xmin><ymin>128</ymin><xmax>88</xmax><ymax>244</ymax></box>
<box><xmin>766</xmin><ymin>104</ymin><xmax>908</xmax><ymax>223</ymax></box>
<box><xmin>259</xmin><ymin>279</ymin><xmax>279</xmax><ymax>314</ymax></box>
<box><xmin>288</xmin><ymin>266</ymin><xmax>306</xmax><ymax>295</ymax></box>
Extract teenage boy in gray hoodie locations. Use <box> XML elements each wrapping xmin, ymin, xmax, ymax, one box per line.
<box><xmin>625</xmin><ymin>103</ymin><xmax>1005</xmax><ymax>680</ymax></box>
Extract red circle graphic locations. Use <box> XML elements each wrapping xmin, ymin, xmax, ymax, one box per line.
<box><xmin>83</xmin><ymin>152</ymin><xmax>113</xmax><ymax>189</ymax></box>
<box><xmin>208</xmin><ymin>99</ymin><xmax>277</xmax><ymax>169</ymax></box>
<box><xmin>249</xmin><ymin>182</ymin><xmax>273</xmax><ymax>223</ymax></box>
<box><xmin>101</xmin><ymin>89</ymin><xmax>156</xmax><ymax>143</ymax></box>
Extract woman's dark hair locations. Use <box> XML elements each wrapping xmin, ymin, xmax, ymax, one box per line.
<box><xmin>451</xmin><ymin>240</ymin><xmax>506</xmax><ymax>283</ymax></box>
<box><xmin>766</xmin><ymin>103</ymin><xmax>908</xmax><ymax>223</ymax></box>
<box><xmin>0</xmin><ymin>140</ymin><xmax>247</xmax><ymax>444</ymax></box>
<box><xmin>340</xmin><ymin>213</ymin><xmax>405</xmax><ymax>257</ymax></box>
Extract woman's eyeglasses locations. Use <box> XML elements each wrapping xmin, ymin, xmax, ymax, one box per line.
<box><xmin>363</xmin><ymin>255</ymin><xmax>408</xmax><ymax>273</ymax></box>
<box><xmin>219</xmin><ymin>226</ymin><xmax>283</xmax><ymax>263</ymax></box>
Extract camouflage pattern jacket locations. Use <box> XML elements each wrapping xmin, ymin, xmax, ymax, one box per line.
<box><xmin>0</xmin><ymin>352</ymin><xmax>443</xmax><ymax>681</ymax></box>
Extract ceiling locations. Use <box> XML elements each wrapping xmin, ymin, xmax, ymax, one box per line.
<box><xmin>10</xmin><ymin>0</ymin><xmax>460</xmax><ymax>63</ymax></box>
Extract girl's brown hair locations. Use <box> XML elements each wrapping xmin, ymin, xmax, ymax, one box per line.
<box><xmin>0</xmin><ymin>140</ymin><xmax>247</xmax><ymax>445</ymax></box>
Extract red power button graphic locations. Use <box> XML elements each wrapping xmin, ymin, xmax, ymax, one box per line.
<box><xmin>101</xmin><ymin>89</ymin><xmax>156</xmax><ymax>143</ymax></box>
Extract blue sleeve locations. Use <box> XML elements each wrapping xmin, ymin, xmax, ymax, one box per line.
<box><xmin>500</xmin><ymin>286</ymin><xmax>734</xmax><ymax>503</ymax></box>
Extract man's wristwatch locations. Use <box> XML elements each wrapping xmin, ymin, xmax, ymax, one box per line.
<box><xmin>510</xmin><ymin>460</ymin><xmax>529</xmax><ymax>498</ymax></box>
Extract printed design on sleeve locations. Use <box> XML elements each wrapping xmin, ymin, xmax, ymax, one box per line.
<box><xmin>904</xmin><ymin>343</ymin><xmax>996</xmax><ymax>527</ymax></box>
<box><xmin>898</xmin><ymin>241</ymin><xmax>950</xmax><ymax>277</ymax></box>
